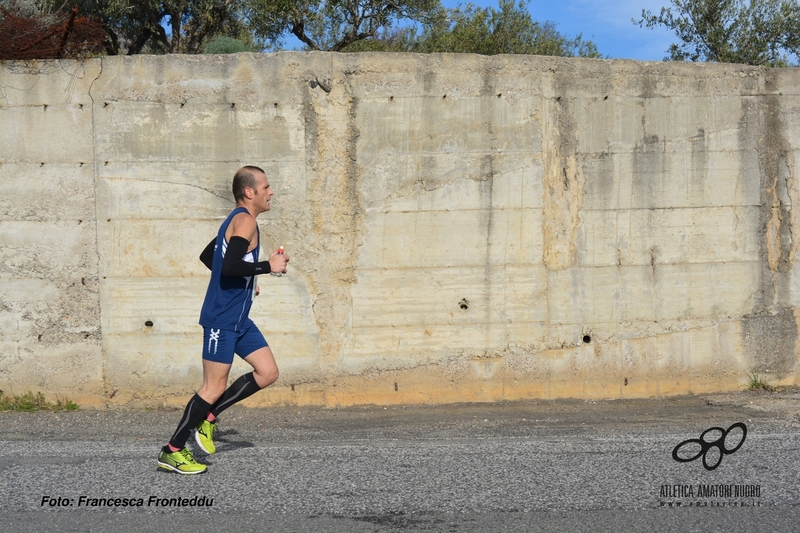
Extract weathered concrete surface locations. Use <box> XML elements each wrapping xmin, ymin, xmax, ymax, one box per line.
<box><xmin>0</xmin><ymin>61</ymin><xmax>104</xmax><ymax>404</ymax></box>
<box><xmin>1</xmin><ymin>54</ymin><xmax>799</xmax><ymax>407</ymax></box>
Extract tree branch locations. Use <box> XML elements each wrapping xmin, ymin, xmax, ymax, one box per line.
<box><xmin>291</xmin><ymin>22</ymin><xmax>321</xmax><ymax>50</ymax></box>
<box><xmin>127</xmin><ymin>27</ymin><xmax>153</xmax><ymax>54</ymax></box>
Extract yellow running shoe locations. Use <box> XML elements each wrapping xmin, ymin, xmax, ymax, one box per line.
<box><xmin>195</xmin><ymin>419</ymin><xmax>217</xmax><ymax>454</ymax></box>
<box><xmin>157</xmin><ymin>447</ymin><xmax>207</xmax><ymax>474</ymax></box>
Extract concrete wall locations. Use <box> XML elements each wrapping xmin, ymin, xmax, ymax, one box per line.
<box><xmin>1</xmin><ymin>53</ymin><xmax>799</xmax><ymax>408</ymax></box>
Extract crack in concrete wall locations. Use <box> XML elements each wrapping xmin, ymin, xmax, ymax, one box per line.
<box><xmin>303</xmin><ymin>58</ymin><xmax>367</xmax><ymax>375</ymax></box>
<box><xmin>743</xmin><ymin>72</ymin><xmax>799</xmax><ymax>378</ymax></box>
<box><xmin>542</xmin><ymin>95</ymin><xmax>585</xmax><ymax>271</ymax></box>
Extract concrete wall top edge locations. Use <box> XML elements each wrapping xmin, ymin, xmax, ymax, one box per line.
<box><xmin>0</xmin><ymin>53</ymin><xmax>778</xmax><ymax>106</ymax></box>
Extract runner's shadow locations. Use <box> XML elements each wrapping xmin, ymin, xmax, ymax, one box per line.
<box><xmin>207</xmin><ymin>429</ymin><xmax>254</xmax><ymax>452</ymax></box>
<box><xmin>217</xmin><ymin>440</ymin><xmax>255</xmax><ymax>451</ymax></box>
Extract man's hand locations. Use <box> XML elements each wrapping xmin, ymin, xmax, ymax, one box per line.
<box><xmin>255</xmin><ymin>285</ymin><xmax>260</xmax><ymax>297</ymax></box>
<box><xmin>268</xmin><ymin>248</ymin><xmax>289</xmax><ymax>274</ymax></box>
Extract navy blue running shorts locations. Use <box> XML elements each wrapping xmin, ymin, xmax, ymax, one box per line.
<box><xmin>202</xmin><ymin>319</ymin><xmax>268</xmax><ymax>364</ymax></box>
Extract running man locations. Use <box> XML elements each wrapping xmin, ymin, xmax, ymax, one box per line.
<box><xmin>158</xmin><ymin>165</ymin><xmax>289</xmax><ymax>474</ymax></box>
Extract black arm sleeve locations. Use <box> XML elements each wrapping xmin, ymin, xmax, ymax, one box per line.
<box><xmin>222</xmin><ymin>236</ymin><xmax>271</xmax><ymax>277</ymax></box>
<box><xmin>199</xmin><ymin>238</ymin><xmax>215</xmax><ymax>271</ymax></box>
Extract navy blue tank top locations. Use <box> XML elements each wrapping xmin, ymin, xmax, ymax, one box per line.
<box><xmin>199</xmin><ymin>207</ymin><xmax>259</xmax><ymax>331</ymax></box>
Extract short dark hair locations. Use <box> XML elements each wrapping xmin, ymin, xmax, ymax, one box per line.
<box><xmin>232</xmin><ymin>166</ymin><xmax>265</xmax><ymax>201</ymax></box>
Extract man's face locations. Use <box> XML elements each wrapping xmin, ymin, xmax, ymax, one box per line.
<box><xmin>251</xmin><ymin>173</ymin><xmax>274</xmax><ymax>212</ymax></box>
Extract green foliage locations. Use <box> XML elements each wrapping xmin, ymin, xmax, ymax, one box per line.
<box><xmin>68</xmin><ymin>0</ymin><xmax>253</xmax><ymax>55</ymax></box>
<box><xmin>9</xmin><ymin>0</ymin><xmax>601</xmax><ymax>57</ymax></box>
<box><xmin>343</xmin><ymin>0</ymin><xmax>602</xmax><ymax>58</ymax></box>
<box><xmin>0</xmin><ymin>0</ymin><xmax>69</xmax><ymax>26</ymax></box>
<box><xmin>335</xmin><ymin>25</ymin><xmax>416</xmax><ymax>52</ymax></box>
<box><xmin>203</xmin><ymin>35</ymin><xmax>252</xmax><ymax>54</ymax></box>
<box><xmin>246</xmin><ymin>0</ymin><xmax>443</xmax><ymax>51</ymax></box>
<box><xmin>637</xmin><ymin>0</ymin><xmax>800</xmax><ymax>66</ymax></box>
<box><xmin>0</xmin><ymin>0</ymin><xmax>44</xmax><ymax>17</ymax></box>
<box><xmin>746</xmin><ymin>372</ymin><xmax>775</xmax><ymax>391</ymax></box>
<box><xmin>0</xmin><ymin>391</ymin><xmax>79</xmax><ymax>412</ymax></box>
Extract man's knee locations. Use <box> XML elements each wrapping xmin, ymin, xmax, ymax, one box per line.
<box><xmin>255</xmin><ymin>367</ymin><xmax>278</xmax><ymax>388</ymax></box>
<box><xmin>198</xmin><ymin>382</ymin><xmax>227</xmax><ymax>403</ymax></box>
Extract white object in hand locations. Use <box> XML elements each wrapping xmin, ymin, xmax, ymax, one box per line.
<box><xmin>271</xmin><ymin>246</ymin><xmax>284</xmax><ymax>277</ymax></box>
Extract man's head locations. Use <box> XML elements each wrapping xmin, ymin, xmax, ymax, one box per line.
<box><xmin>232</xmin><ymin>166</ymin><xmax>264</xmax><ymax>201</ymax></box>
<box><xmin>232</xmin><ymin>166</ymin><xmax>273</xmax><ymax>213</ymax></box>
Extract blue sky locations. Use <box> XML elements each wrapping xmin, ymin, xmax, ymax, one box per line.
<box><xmin>277</xmin><ymin>1</ymin><xmax>679</xmax><ymax>61</ymax></box>
<box><xmin>441</xmin><ymin>0</ymin><xmax>677</xmax><ymax>61</ymax></box>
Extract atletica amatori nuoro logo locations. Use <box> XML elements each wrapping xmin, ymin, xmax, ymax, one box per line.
<box><xmin>672</xmin><ymin>422</ymin><xmax>747</xmax><ymax>471</ymax></box>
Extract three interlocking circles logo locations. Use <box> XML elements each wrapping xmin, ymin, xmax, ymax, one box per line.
<box><xmin>672</xmin><ymin>423</ymin><xmax>748</xmax><ymax>471</ymax></box>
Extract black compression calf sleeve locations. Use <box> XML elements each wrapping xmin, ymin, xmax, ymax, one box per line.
<box><xmin>209</xmin><ymin>372</ymin><xmax>262</xmax><ymax>418</ymax></box>
<box><xmin>168</xmin><ymin>393</ymin><xmax>212</xmax><ymax>449</ymax></box>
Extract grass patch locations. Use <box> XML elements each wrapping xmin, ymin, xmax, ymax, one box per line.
<box><xmin>0</xmin><ymin>391</ymin><xmax>78</xmax><ymax>412</ymax></box>
<box><xmin>746</xmin><ymin>373</ymin><xmax>776</xmax><ymax>392</ymax></box>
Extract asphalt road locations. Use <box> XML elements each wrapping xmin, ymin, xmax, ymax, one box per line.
<box><xmin>1</xmin><ymin>391</ymin><xmax>799</xmax><ymax>532</ymax></box>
